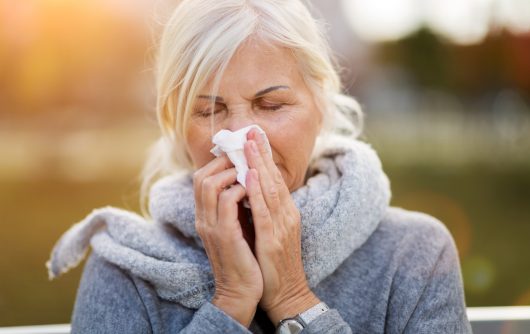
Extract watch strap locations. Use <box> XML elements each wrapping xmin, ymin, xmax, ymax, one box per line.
<box><xmin>296</xmin><ymin>302</ymin><xmax>329</xmax><ymax>327</ymax></box>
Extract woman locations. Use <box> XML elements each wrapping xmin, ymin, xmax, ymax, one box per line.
<box><xmin>47</xmin><ymin>0</ymin><xmax>472</xmax><ymax>333</ymax></box>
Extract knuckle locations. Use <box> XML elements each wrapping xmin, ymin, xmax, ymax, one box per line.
<box><xmin>272</xmin><ymin>169</ymin><xmax>283</xmax><ymax>184</ymax></box>
<box><xmin>218</xmin><ymin>188</ymin><xmax>233</xmax><ymax>203</ymax></box>
<box><xmin>257</xmin><ymin>207</ymin><xmax>270</xmax><ymax>220</ymax></box>
<box><xmin>249</xmin><ymin>179</ymin><xmax>261</xmax><ymax>195</ymax></box>
<box><xmin>258</xmin><ymin>141</ymin><xmax>269</xmax><ymax>154</ymax></box>
<box><xmin>269</xmin><ymin>238</ymin><xmax>283</xmax><ymax>253</ymax></box>
<box><xmin>284</xmin><ymin>217</ymin><xmax>295</xmax><ymax>229</ymax></box>
<box><xmin>267</xmin><ymin>187</ymin><xmax>280</xmax><ymax>201</ymax></box>
<box><xmin>202</xmin><ymin>176</ymin><xmax>217</xmax><ymax>193</ymax></box>
<box><xmin>192</xmin><ymin>170</ymin><xmax>203</xmax><ymax>185</ymax></box>
<box><xmin>286</xmin><ymin>220</ymin><xmax>299</xmax><ymax>235</ymax></box>
<box><xmin>192</xmin><ymin>173</ymin><xmax>202</xmax><ymax>195</ymax></box>
<box><xmin>288</xmin><ymin>211</ymin><xmax>301</xmax><ymax>227</ymax></box>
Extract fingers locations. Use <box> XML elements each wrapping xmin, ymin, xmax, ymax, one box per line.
<box><xmin>193</xmin><ymin>154</ymin><xmax>233</xmax><ymax>202</ymax></box>
<box><xmin>246</xmin><ymin>169</ymin><xmax>274</xmax><ymax>241</ymax></box>
<box><xmin>191</xmin><ymin>151</ymin><xmax>264</xmax><ymax>311</ymax></box>
<box><xmin>245</xmin><ymin>129</ymin><xmax>289</xmax><ymax>213</ymax></box>
<box><xmin>193</xmin><ymin>155</ymin><xmax>233</xmax><ymax>220</ymax></box>
<box><xmin>217</xmin><ymin>184</ymin><xmax>246</xmax><ymax>229</ymax></box>
<box><xmin>245</xmin><ymin>142</ymin><xmax>281</xmax><ymax>216</ymax></box>
<box><xmin>248</xmin><ymin>129</ymin><xmax>276</xmax><ymax>174</ymax></box>
<box><xmin>201</xmin><ymin>167</ymin><xmax>238</xmax><ymax>227</ymax></box>
<box><xmin>250</xmin><ymin>129</ymin><xmax>290</xmax><ymax>203</ymax></box>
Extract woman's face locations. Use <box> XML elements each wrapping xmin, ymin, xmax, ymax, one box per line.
<box><xmin>184</xmin><ymin>39</ymin><xmax>322</xmax><ymax>192</ymax></box>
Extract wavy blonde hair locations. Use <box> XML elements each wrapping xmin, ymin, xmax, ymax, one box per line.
<box><xmin>140</xmin><ymin>0</ymin><xmax>364</xmax><ymax>217</ymax></box>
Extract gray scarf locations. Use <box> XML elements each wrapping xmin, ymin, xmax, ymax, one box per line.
<box><xmin>46</xmin><ymin>135</ymin><xmax>391</xmax><ymax>309</ymax></box>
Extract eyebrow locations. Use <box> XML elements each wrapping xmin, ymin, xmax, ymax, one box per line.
<box><xmin>197</xmin><ymin>85</ymin><xmax>290</xmax><ymax>103</ymax></box>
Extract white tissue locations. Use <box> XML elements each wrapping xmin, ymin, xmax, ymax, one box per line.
<box><xmin>210</xmin><ymin>125</ymin><xmax>272</xmax><ymax>189</ymax></box>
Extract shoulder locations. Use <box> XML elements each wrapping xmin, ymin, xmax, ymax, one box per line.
<box><xmin>318</xmin><ymin>207</ymin><xmax>470</xmax><ymax>332</ymax></box>
<box><xmin>379</xmin><ymin>206</ymin><xmax>454</xmax><ymax>245</ymax></box>
<box><xmin>374</xmin><ymin>206</ymin><xmax>458</xmax><ymax>264</ymax></box>
<box><xmin>78</xmin><ymin>252</ymin><xmax>143</xmax><ymax>297</ymax></box>
<box><xmin>374</xmin><ymin>208</ymin><xmax>470</xmax><ymax>332</ymax></box>
<box><xmin>74</xmin><ymin>252</ymin><xmax>146</xmax><ymax>306</ymax></box>
<box><xmin>330</xmin><ymin>206</ymin><xmax>462</xmax><ymax>291</ymax></box>
<box><xmin>352</xmin><ymin>206</ymin><xmax>463</xmax><ymax>289</ymax></box>
<box><xmin>71</xmin><ymin>253</ymin><xmax>154</xmax><ymax>332</ymax></box>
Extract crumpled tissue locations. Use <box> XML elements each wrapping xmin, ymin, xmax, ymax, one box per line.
<box><xmin>210</xmin><ymin>124</ymin><xmax>272</xmax><ymax>189</ymax></box>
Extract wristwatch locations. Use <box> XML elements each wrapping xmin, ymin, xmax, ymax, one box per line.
<box><xmin>275</xmin><ymin>302</ymin><xmax>329</xmax><ymax>334</ymax></box>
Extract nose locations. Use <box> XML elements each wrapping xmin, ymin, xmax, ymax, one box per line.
<box><xmin>224</xmin><ymin>108</ymin><xmax>256</xmax><ymax>132</ymax></box>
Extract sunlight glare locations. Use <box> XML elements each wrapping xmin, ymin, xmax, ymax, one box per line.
<box><xmin>340</xmin><ymin>0</ymin><xmax>422</xmax><ymax>42</ymax></box>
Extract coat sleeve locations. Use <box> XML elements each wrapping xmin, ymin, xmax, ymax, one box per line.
<box><xmin>71</xmin><ymin>253</ymin><xmax>252</xmax><ymax>334</ymax></box>
<box><xmin>400</xmin><ymin>232</ymin><xmax>472</xmax><ymax>334</ymax></box>
<box><xmin>304</xmin><ymin>214</ymin><xmax>472</xmax><ymax>334</ymax></box>
<box><xmin>386</xmin><ymin>217</ymin><xmax>472</xmax><ymax>334</ymax></box>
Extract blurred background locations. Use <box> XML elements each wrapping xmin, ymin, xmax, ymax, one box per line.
<box><xmin>1</xmin><ymin>0</ymin><xmax>529</xmax><ymax>326</ymax></box>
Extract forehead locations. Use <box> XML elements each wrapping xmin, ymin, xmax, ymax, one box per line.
<box><xmin>202</xmin><ymin>39</ymin><xmax>305</xmax><ymax>95</ymax></box>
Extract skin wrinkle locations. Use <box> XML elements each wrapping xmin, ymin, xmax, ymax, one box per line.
<box><xmin>185</xmin><ymin>38</ymin><xmax>323</xmax><ymax>193</ymax></box>
<box><xmin>198</xmin><ymin>85</ymin><xmax>291</xmax><ymax>102</ymax></box>
<box><xmin>184</xmin><ymin>41</ymin><xmax>328</xmax><ymax>323</ymax></box>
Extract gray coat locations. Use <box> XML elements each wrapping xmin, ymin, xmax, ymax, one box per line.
<box><xmin>70</xmin><ymin>206</ymin><xmax>472</xmax><ymax>333</ymax></box>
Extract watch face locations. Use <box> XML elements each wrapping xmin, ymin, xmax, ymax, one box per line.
<box><xmin>277</xmin><ymin>319</ymin><xmax>304</xmax><ymax>334</ymax></box>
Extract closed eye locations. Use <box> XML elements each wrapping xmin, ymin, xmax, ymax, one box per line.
<box><xmin>254</xmin><ymin>98</ymin><xmax>285</xmax><ymax>111</ymax></box>
<box><xmin>195</xmin><ymin>104</ymin><xmax>226</xmax><ymax>118</ymax></box>
<box><xmin>259</xmin><ymin>103</ymin><xmax>284</xmax><ymax>111</ymax></box>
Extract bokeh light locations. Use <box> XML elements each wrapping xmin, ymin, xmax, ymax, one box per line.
<box><xmin>463</xmin><ymin>256</ymin><xmax>497</xmax><ymax>294</ymax></box>
<box><xmin>1</xmin><ymin>0</ymin><xmax>529</xmax><ymax>327</ymax></box>
<box><xmin>341</xmin><ymin>0</ymin><xmax>422</xmax><ymax>42</ymax></box>
<box><xmin>424</xmin><ymin>0</ymin><xmax>492</xmax><ymax>45</ymax></box>
<box><xmin>340</xmin><ymin>0</ymin><xmax>530</xmax><ymax>44</ymax></box>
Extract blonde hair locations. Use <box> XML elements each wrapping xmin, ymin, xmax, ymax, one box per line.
<box><xmin>140</xmin><ymin>0</ymin><xmax>364</xmax><ymax>216</ymax></box>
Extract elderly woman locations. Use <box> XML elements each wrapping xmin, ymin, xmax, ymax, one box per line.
<box><xmin>47</xmin><ymin>0</ymin><xmax>472</xmax><ymax>333</ymax></box>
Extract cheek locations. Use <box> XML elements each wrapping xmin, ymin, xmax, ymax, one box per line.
<box><xmin>274</xmin><ymin>109</ymin><xmax>319</xmax><ymax>150</ymax></box>
<box><xmin>185</xmin><ymin>124</ymin><xmax>214</xmax><ymax>169</ymax></box>
<box><xmin>266</xmin><ymin>112</ymin><xmax>318</xmax><ymax>180</ymax></box>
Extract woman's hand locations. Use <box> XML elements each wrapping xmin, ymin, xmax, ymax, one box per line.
<box><xmin>244</xmin><ymin>129</ymin><xmax>321</xmax><ymax>326</ymax></box>
<box><xmin>193</xmin><ymin>155</ymin><xmax>263</xmax><ymax>327</ymax></box>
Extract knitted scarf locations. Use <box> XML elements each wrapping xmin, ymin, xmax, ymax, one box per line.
<box><xmin>46</xmin><ymin>135</ymin><xmax>391</xmax><ymax>309</ymax></box>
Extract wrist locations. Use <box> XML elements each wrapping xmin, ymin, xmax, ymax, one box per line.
<box><xmin>266</xmin><ymin>288</ymin><xmax>321</xmax><ymax>326</ymax></box>
<box><xmin>212</xmin><ymin>294</ymin><xmax>258</xmax><ymax>328</ymax></box>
